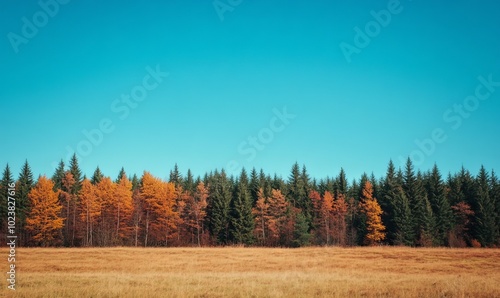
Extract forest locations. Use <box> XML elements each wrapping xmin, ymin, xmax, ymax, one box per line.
<box><xmin>1</xmin><ymin>155</ymin><xmax>499</xmax><ymax>248</ymax></box>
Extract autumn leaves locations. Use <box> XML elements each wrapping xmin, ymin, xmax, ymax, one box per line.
<box><xmin>25</xmin><ymin>170</ymin><xmax>387</xmax><ymax>247</ymax></box>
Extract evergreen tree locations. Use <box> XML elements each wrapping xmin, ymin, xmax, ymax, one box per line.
<box><xmin>336</xmin><ymin>168</ymin><xmax>348</xmax><ymax>197</ymax></box>
<box><xmin>115</xmin><ymin>167</ymin><xmax>126</xmax><ymax>183</ymax></box>
<box><xmin>17</xmin><ymin>160</ymin><xmax>34</xmax><ymax>245</ymax></box>
<box><xmin>91</xmin><ymin>167</ymin><xmax>104</xmax><ymax>185</ymax></box>
<box><xmin>183</xmin><ymin>169</ymin><xmax>195</xmax><ymax>193</ymax></box>
<box><xmin>293</xmin><ymin>211</ymin><xmax>311</xmax><ymax>247</ymax></box>
<box><xmin>473</xmin><ymin>166</ymin><xmax>497</xmax><ymax>246</ymax></box>
<box><xmin>207</xmin><ymin>171</ymin><xmax>232</xmax><ymax>244</ymax></box>
<box><xmin>403</xmin><ymin>158</ymin><xmax>428</xmax><ymax>246</ymax></box>
<box><xmin>169</xmin><ymin>163</ymin><xmax>182</xmax><ymax>186</ymax></box>
<box><xmin>131</xmin><ymin>174</ymin><xmax>140</xmax><ymax>191</ymax></box>
<box><xmin>51</xmin><ymin>160</ymin><xmax>65</xmax><ymax>191</ymax></box>
<box><xmin>288</xmin><ymin>163</ymin><xmax>311</xmax><ymax>225</ymax></box>
<box><xmin>425</xmin><ymin>164</ymin><xmax>453</xmax><ymax>246</ymax></box>
<box><xmin>379</xmin><ymin>160</ymin><xmax>397</xmax><ymax>244</ymax></box>
<box><xmin>249</xmin><ymin>168</ymin><xmax>261</xmax><ymax>205</ymax></box>
<box><xmin>491</xmin><ymin>170</ymin><xmax>500</xmax><ymax>243</ymax></box>
<box><xmin>229</xmin><ymin>177</ymin><xmax>254</xmax><ymax>245</ymax></box>
<box><xmin>69</xmin><ymin>154</ymin><xmax>82</xmax><ymax>194</ymax></box>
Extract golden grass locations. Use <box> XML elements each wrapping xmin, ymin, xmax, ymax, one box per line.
<box><xmin>1</xmin><ymin>246</ymin><xmax>499</xmax><ymax>297</ymax></box>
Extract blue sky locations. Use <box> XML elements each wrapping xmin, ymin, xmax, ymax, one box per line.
<box><xmin>1</xmin><ymin>0</ymin><xmax>499</xmax><ymax>182</ymax></box>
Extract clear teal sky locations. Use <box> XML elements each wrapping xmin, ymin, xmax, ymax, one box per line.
<box><xmin>1</xmin><ymin>0</ymin><xmax>499</xmax><ymax>181</ymax></box>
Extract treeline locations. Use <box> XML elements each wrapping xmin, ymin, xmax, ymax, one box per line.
<box><xmin>1</xmin><ymin>155</ymin><xmax>499</xmax><ymax>248</ymax></box>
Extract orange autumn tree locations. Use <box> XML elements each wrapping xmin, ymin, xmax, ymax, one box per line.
<box><xmin>95</xmin><ymin>177</ymin><xmax>116</xmax><ymax>246</ymax></box>
<box><xmin>113</xmin><ymin>174</ymin><xmax>134</xmax><ymax>244</ymax></box>
<box><xmin>310</xmin><ymin>190</ymin><xmax>331</xmax><ymax>245</ymax></box>
<box><xmin>26</xmin><ymin>176</ymin><xmax>64</xmax><ymax>246</ymax></box>
<box><xmin>267</xmin><ymin>189</ymin><xmax>289</xmax><ymax>246</ymax></box>
<box><xmin>252</xmin><ymin>188</ymin><xmax>270</xmax><ymax>245</ymax></box>
<box><xmin>79</xmin><ymin>178</ymin><xmax>101</xmax><ymax>246</ymax></box>
<box><xmin>331</xmin><ymin>193</ymin><xmax>348</xmax><ymax>246</ymax></box>
<box><xmin>140</xmin><ymin>172</ymin><xmax>178</xmax><ymax>246</ymax></box>
<box><xmin>140</xmin><ymin>172</ymin><xmax>165</xmax><ymax>246</ymax></box>
<box><xmin>359</xmin><ymin>181</ymin><xmax>386</xmax><ymax>246</ymax></box>
<box><xmin>185</xmin><ymin>182</ymin><xmax>208</xmax><ymax>246</ymax></box>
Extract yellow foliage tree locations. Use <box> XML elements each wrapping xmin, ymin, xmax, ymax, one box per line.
<box><xmin>26</xmin><ymin>176</ymin><xmax>64</xmax><ymax>246</ymax></box>
<box><xmin>359</xmin><ymin>181</ymin><xmax>386</xmax><ymax>246</ymax></box>
<box><xmin>114</xmin><ymin>174</ymin><xmax>134</xmax><ymax>242</ymax></box>
<box><xmin>79</xmin><ymin>178</ymin><xmax>101</xmax><ymax>246</ymax></box>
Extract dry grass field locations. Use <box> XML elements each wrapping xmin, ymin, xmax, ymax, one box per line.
<box><xmin>1</xmin><ymin>247</ymin><xmax>499</xmax><ymax>297</ymax></box>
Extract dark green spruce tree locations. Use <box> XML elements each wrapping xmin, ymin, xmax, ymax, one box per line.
<box><xmin>403</xmin><ymin>158</ymin><xmax>432</xmax><ymax>246</ymax></box>
<box><xmin>473</xmin><ymin>166</ymin><xmax>497</xmax><ymax>247</ymax></box>
<box><xmin>169</xmin><ymin>163</ymin><xmax>182</xmax><ymax>186</ymax></box>
<box><xmin>425</xmin><ymin>164</ymin><xmax>453</xmax><ymax>246</ymax></box>
<box><xmin>229</xmin><ymin>170</ymin><xmax>254</xmax><ymax>245</ymax></box>
<box><xmin>115</xmin><ymin>167</ymin><xmax>126</xmax><ymax>183</ymax></box>
<box><xmin>491</xmin><ymin>170</ymin><xmax>500</xmax><ymax>244</ymax></box>
<box><xmin>51</xmin><ymin>160</ymin><xmax>65</xmax><ymax>191</ymax></box>
<box><xmin>17</xmin><ymin>160</ymin><xmax>34</xmax><ymax>246</ymax></box>
<box><xmin>91</xmin><ymin>166</ymin><xmax>104</xmax><ymax>185</ymax></box>
<box><xmin>207</xmin><ymin>170</ymin><xmax>232</xmax><ymax>244</ymax></box>
<box><xmin>69</xmin><ymin>154</ymin><xmax>82</xmax><ymax>194</ymax></box>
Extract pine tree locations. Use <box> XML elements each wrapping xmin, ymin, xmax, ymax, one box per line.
<box><xmin>473</xmin><ymin>166</ymin><xmax>497</xmax><ymax>246</ymax></box>
<box><xmin>169</xmin><ymin>163</ymin><xmax>182</xmax><ymax>186</ymax></box>
<box><xmin>491</xmin><ymin>170</ymin><xmax>500</xmax><ymax>243</ymax></box>
<box><xmin>393</xmin><ymin>186</ymin><xmax>413</xmax><ymax>246</ymax></box>
<box><xmin>425</xmin><ymin>164</ymin><xmax>453</xmax><ymax>246</ymax></box>
<box><xmin>91</xmin><ymin>167</ymin><xmax>104</xmax><ymax>185</ymax></box>
<box><xmin>17</xmin><ymin>160</ymin><xmax>34</xmax><ymax>246</ymax></box>
<box><xmin>293</xmin><ymin>211</ymin><xmax>311</xmax><ymax>247</ymax></box>
<box><xmin>379</xmin><ymin>160</ymin><xmax>397</xmax><ymax>244</ymax></box>
<box><xmin>288</xmin><ymin>163</ymin><xmax>311</xmax><ymax>225</ymax></box>
<box><xmin>115</xmin><ymin>167</ymin><xmax>126</xmax><ymax>183</ymax></box>
<box><xmin>26</xmin><ymin>176</ymin><xmax>64</xmax><ymax>247</ymax></box>
<box><xmin>51</xmin><ymin>160</ymin><xmax>65</xmax><ymax>191</ymax></box>
<box><xmin>336</xmin><ymin>168</ymin><xmax>348</xmax><ymax>197</ymax></box>
<box><xmin>249</xmin><ymin>168</ymin><xmax>261</xmax><ymax>205</ymax></box>
<box><xmin>403</xmin><ymin>158</ymin><xmax>427</xmax><ymax>246</ymax></box>
<box><xmin>229</xmin><ymin>178</ymin><xmax>254</xmax><ymax>245</ymax></box>
<box><xmin>183</xmin><ymin>169</ymin><xmax>195</xmax><ymax>193</ymax></box>
<box><xmin>69</xmin><ymin>153</ymin><xmax>82</xmax><ymax>194</ymax></box>
<box><xmin>207</xmin><ymin>171</ymin><xmax>232</xmax><ymax>245</ymax></box>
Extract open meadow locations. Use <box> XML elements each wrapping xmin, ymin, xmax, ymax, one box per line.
<box><xmin>1</xmin><ymin>247</ymin><xmax>500</xmax><ymax>297</ymax></box>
